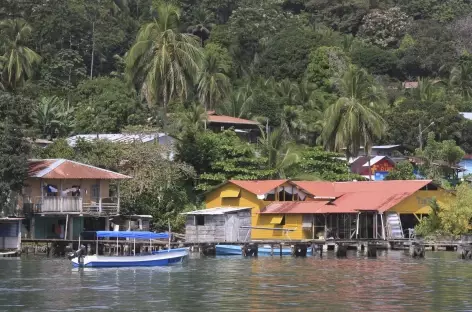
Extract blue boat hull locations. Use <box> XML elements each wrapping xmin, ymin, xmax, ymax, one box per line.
<box><xmin>216</xmin><ymin>245</ymin><xmax>312</xmax><ymax>256</ymax></box>
<box><xmin>71</xmin><ymin>248</ymin><xmax>188</xmax><ymax>268</ymax></box>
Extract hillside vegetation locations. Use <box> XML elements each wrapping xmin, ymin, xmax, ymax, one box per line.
<box><xmin>1</xmin><ymin>0</ymin><xmax>472</xmax><ymax>229</ymax></box>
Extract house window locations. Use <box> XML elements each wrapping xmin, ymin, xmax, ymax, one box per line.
<box><xmin>280</xmin><ymin>216</ymin><xmax>286</xmax><ymax>225</ymax></box>
<box><xmin>91</xmin><ymin>184</ymin><xmax>100</xmax><ymax>200</ymax></box>
<box><xmin>196</xmin><ymin>215</ymin><xmax>205</xmax><ymax>226</ymax></box>
<box><xmin>265</xmin><ymin>193</ymin><xmax>276</xmax><ymax>201</ymax></box>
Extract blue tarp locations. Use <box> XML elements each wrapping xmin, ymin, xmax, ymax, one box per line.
<box><xmin>96</xmin><ymin>231</ymin><xmax>169</xmax><ymax>239</ymax></box>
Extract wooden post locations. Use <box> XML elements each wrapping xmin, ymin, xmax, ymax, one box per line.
<box><xmin>356</xmin><ymin>213</ymin><xmax>360</xmax><ymax>239</ymax></box>
<box><xmin>31</xmin><ymin>215</ymin><xmax>35</xmax><ymax>239</ymax></box>
<box><xmin>373</xmin><ymin>213</ymin><xmax>377</xmax><ymax>239</ymax></box>
<box><xmin>60</xmin><ymin>180</ymin><xmax>64</xmax><ymax>213</ymax></box>
<box><xmin>279</xmin><ymin>244</ymin><xmax>282</xmax><ymax>257</ymax></box>
<box><xmin>64</xmin><ymin>214</ymin><xmax>69</xmax><ymax>240</ymax></box>
<box><xmin>133</xmin><ymin>238</ymin><xmax>136</xmax><ymax>256</ymax></box>
<box><xmin>380</xmin><ymin>213</ymin><xmax>386</xmax><ymax>240</ymax></box>
<box><xmin>312</xmin><ymin>214</ymin><xmax>315</xmax><ymax>240</ymax></box>
<box><xmin>117</xmin><ymin>183</ymin><xmax>120</xmax><ymax>214</ymax></box>
<box><xmin>324</xmin><ymin>214</ymin><xmax>327</xmax><ymax>239</ymax></box>
<box><xmin>271</xmin><ymin>244</ymin><xmax>274</xmax><ymax>256</ymax></box>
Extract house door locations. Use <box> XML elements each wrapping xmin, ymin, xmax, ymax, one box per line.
<box><xmin>225</xmin><ymin>214</ymin><xmax>239</xmax><ymax>242</ymax></box>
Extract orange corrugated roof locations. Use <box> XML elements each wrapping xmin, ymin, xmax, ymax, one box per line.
<box><xmin>292</xmin><ymin>180</ymin><xmax>432</xmax><ymax>197</ymax></box>
<box><xmin>292</xmin><ymin>181</ymin><xmax>338</xmax><ymax>197</ymax></box>
<box><xmin>260</xmin><ymin>201</ymin><xmax>331</xmax><ymax>214</ymax></box>
<box><xmin>207</xmin><ymin>114</ymin><xmax>260</xmax><ymax>125</ymax></box>
<box><xmin>229</xmin><ymin>179</ymin><xmax>288</xmax><ymax>195</ymax></box>
<box><xmin>28</xmin><ymin>159</ymin><xmax>131</xmax><ymax>180</ymax></box>
<box><xmin>327</xmin><ymin>191</ymin><xmax>414</xmax><ymax>213</ymax></box>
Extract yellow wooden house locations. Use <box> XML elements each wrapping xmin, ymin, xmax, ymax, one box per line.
<box><xmin>202</xmin><ymin>179</ymin><xmax>451</xmax><ymax>241</ymax></box>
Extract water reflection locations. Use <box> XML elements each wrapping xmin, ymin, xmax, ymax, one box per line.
<box><xmin>0</xmin><ymin>251</ymin><xmax>471</xmax><ymax>311</ymax></box>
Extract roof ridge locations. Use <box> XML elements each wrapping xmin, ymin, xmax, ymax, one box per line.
<box><xmin>66</xmin><ymin>159</ymin><xmax>131</xmax><ymax>178</ymax></box>
<box><xmin>34</xmin><ymin>159</ymin><xmax>66</xmax><ymax>178</ymax></box>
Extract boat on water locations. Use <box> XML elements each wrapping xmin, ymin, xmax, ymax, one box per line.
<box><xmin>69</xmin><ymin>231</ymin><xmax>188</xmax><ymax>268</ymax></box>
<box><xmin>216</xmin><ymin>244</ymin><xmax>312</xmax><ymax>256</ymax></box>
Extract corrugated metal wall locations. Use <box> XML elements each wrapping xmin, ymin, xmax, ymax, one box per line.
<box><xmin>0</xmin><ymin>222</ymin><xmax>19</xmax><ymax>250</ymax></box>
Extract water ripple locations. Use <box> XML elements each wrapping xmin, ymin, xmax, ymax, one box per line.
<box><xmin>0</xmin><ymin>251</ymin><xmax>471</xmax><ymax>311</ymax></box>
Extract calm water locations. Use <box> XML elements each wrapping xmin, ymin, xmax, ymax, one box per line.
<box><xmin>0</xmin><ymin>250</ymin><xmax>471</xmax><ymax>311</ymax></box>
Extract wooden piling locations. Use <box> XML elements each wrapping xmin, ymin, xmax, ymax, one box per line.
<box><xmin>367</xmin><ymin>244</ymin><xmax>377</xmax><ymax>258</ymax></box>
<box><xmin>293</xmin><ymin>244</ymin><xmax>307</xmax><ymax>257</ymax></box>
<box><xmin>409</xmin><ymin>242</ymin><xmax>425</xmax><ymax>258</ymax></box>
<box><xmin>335</xmin><ymin>244</ymin><xmax>347</xmax><ymax>258</ymax></box>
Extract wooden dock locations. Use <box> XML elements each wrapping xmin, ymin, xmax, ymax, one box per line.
<box><xmin>17</xmin><ymin>237</ymin><xmax>472</xmax><ymax>259</ymax></box>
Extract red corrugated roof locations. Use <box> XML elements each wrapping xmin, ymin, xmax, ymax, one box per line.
<box><xmin>292</xmin><ymin>181</ymin><xmax>338</xmax><ymax>197</ymax></box>
<box><xmin>229</xmin><ymin>179</ymin><xmax>288</xmax><ymax>195</ymax></box>
<box><xmin>207</xmin><ymin>114</ymin><xmax>260</xmax><ymax>125</ymax></box>
<box><xmin>328</xmin><ymin>191</ymin><xmax>414</xmax><ymax>213</ymax></box>
<box><xmin>28</xmin><ymin>159</ymin><xmax>131</xmax><ymax>180</ymax></box>
<box><xmin>260</xmin><ymin>201</ymin><xmax>331</xmax><ymax>214</ymax></box>
<box><xmin>292</xmin><ymin>180</ymin><xmax>432</xmax><ymax>197</ymax></box>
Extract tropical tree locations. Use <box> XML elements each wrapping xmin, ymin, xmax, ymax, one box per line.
<box><xmin>197</xmin><ymin>43</ymin><xmax>232</xmax><ymax>110</ymax></box>
<box><xmin>186</xmin><ymin>7</ymin><xmax>212</xmax><ymax>46</ymax></box>
<box><xmin>218</xmin><ymin>85</ymin><xmax>253</xmax><ymax>118</ymax></box>
<box><xmin>125</xmin><ymin>2</ymin><xmax>202</xmax><ymax>114</ymax></box>
<box><xmin>450</xmin><ymin>61</ymin><xmax>472</xmax><ymax>100</ymax></box>
<box><xmin>320</xmin><ymin>65</ymin><xmax>386</xmax><ymax>159</ymax></box>
<box><xmin>178</xmin><ymin>102</ymin><xmax>207</xmax><ymax>134</ymax></box>
<box><xmin>32</xmin><ymin>96</ymin><xmax>74</xmax><ymax>139</ymax></box>
<box><xmin>258</xmin><ymin>127</ymin><xmax>300</xmax><ymax>178</ymax></box>
<box><xmin>0</xmin><ymin>19</ymin><xmax>41</xmax><ymax>90</ymax></box>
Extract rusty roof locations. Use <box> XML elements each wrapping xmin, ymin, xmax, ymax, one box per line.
<box><xmin>28</xmin><ymin>159</ymin><xmax>131</xmax><ymax>180</ymax></box>
<box><xmin>207</xmin><ymin>112</ymin><xmax>260</xmax><ymax>125</ymax></box>
<box><xmin>229</xmin><ymin>180</ymin><xmax>288</xmax><ymax>195</ymax></box>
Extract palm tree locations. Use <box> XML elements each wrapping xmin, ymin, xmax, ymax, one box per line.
<box><xmin>450</xmin><ymin>62</ymin><xmax>472</xmax><ymax>100</ymax></box>
<box><xmin>197</xmin><ymin>48</ymin><xmax>231</xmax><ymax>110</ymax></box>
<box><xmin>180</xmin><ymin>102</ymin><xmax>207</xmax><ymax>133</ymax></box>
<box><xmin>33</xmin><ymin>96</ymin><xmax>74</xmax><ymax>139</ymax></box>
<box><xmin>0</xmin><ymin>19</ymin><xmax>41</xmax><ymax>90</ymax></box>
<box><xmin>186</xmin><ymin>7</ymin><xmax>212</xmax><ymax>47</ymax></box>
<box><xmin>125</xmin><ymin>3</ymin><xmax>202</xmax><ymax>114</ymax></box>
<box><xmin>258</xmin><ymin>127</ymin><xmax>299</xmax><ymax>178</ymax></box>
<box><xmin>321</xmin><ymin>65</ymin><xmax>385</xmax><ymax>161</ymax></box>
<box><xmin>218</xmin><ymin>85</ymin><xmax>253</xmax><ymax>118</ymax></box>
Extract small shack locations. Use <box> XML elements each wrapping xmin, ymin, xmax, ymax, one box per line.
<box><xmin>0</xmin><ymin>218</ymin><xmax>22</xmax><ymax>253</ymax></box>
<box><xmin>183</xmin><ymin>207</ymin><xmax>251</xmax><ymax>243</ymax></box>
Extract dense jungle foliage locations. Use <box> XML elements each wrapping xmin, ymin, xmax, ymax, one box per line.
<box><xmin>2</xmin><ymin>0</ymin><xmax>472</xmax><ymax>230</ymax></box>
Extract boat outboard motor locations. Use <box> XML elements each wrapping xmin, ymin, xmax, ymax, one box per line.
<box><xmin>67</xmin><ymin>245</ymin><xmax>86</xmax><ymax>261</ymax></box>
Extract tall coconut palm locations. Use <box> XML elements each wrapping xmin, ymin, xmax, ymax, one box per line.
<box><xmin>0</xmin><ymin>19</ymin><xmax>41</xmax><ymax>90</ymax></box>
<box><xmin>197</xmin><ymin>49</ymin><xmax>231</xmax><ymax>110</ymax></box>
<box><xmin>125</xmin><ymin>3</ymin><xmax>202</xmax><ymax>113</ymax></box>
<box><xmin>321</xmin><ymin>65</ymin><xmax>385</xmax><ymax>160</ymax></box>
